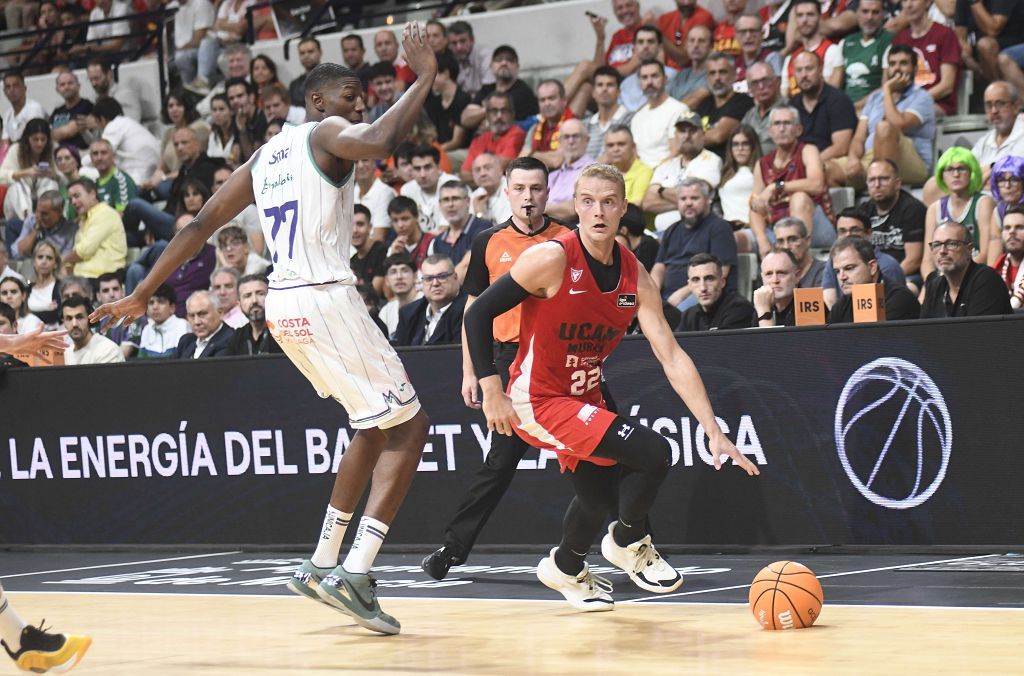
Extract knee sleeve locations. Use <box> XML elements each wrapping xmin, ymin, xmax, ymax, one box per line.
<box><xmin>593</xmin><ymin>417</ymin><xmax>671</xmax><ymax>474</ymax></box>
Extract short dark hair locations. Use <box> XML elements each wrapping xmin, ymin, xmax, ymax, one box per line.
<box><xmin>492</xmin><ymin>45</ymin><xmax>518</xmax><ymax>63</ymax></box>
<box><xmin>505</xmin><ymin>156</ymin><xmax>549</xmax><ymax>182</ymax></box>
<box><xmin>92</xmin><ymin>97</ymin><xmax>123</xmax><ymax>121</ymax></box>
<box><xmin>887</xmin><ymin>43</ymin><xmax>918</xmax><ymax>70</ymax></box>
<box><xmin>537</xmin><ymin>78</ymin><xmax>565</xmax><ymax>98</ymax></box>
<box><xmin>225</xmin><ymin>76</ymin><xmax>254</xmax><ymax>95</ymax></box>
<box><xmin>304</xmin><ymin>62</ymin><xmax>360</xmax><ymax>100</ymax></box>
<box><xmin>393</xmin><ymin>141</ymin><xmax>415</xmax><ymax>165</ymax></box>
<box><xmin>299</xmin><ymin>36</ymin><xmax>321</xmax><ymax>50</ymax></box>
<box><xmin>238</xmin><ymin>274</ymin><xmax>269</xmax><ymax>288</ymax></box>
<box><xmin>448</xmin><ymin>20</ymin><xmax>473</xmax><ymax>37</ymax></box>
<box><xmin>593</xmin><ymin>65</ymin><xmax>622</xmax><ymax>86</ymax></box>
<box><xmin>387</xmin><ymin>195</ymin><xmax>419</xmax><ymax>217</ymax></box>
<box><xmin>792</xmin><ymin>0</ymin><xmax>822</xmax><ymax>12</ymax></box>
<box><xmin>86</xmin><ymin>58</ymin><xmax>112</xmax><ymax>74</ymax></box>
<box><xmin>766</xmin><ymin>246</ymin><xmax>799</xmax><ymax>268</ymax></box>
<box><xmin>484</xmin><ymin>91</ymin><xmax>515</xmax><ymax>118</ymax></box>
<box><xmin>68</xmin><ymin>177</ymin><xmax>98</xmax><ymax>194</ymax></box>
<box><xmin>1005</xmin><ymin>203</ymin><xmax>1024</xmax><ymax>219</ymax></box>
<box><xmin>426</xmin><ymin>19</ymin><xmax>447</xmax><ymax>36</ymax></box>
<box><xmin>151</xmin><ymin>283</ymin><xmax>177</xmax><ymax>305</ymax></box>
<box><xmin>830</xmin><ymin>236</ymin><xmax>877</xmax><ymax>265</ymax></box>
<box><xmin>368</xmin><ymin>61</ymin><xmax>397</xmax><ymax>81</ymax></box>
<box><xmin>638</xmin><ymin>58</ymin><xmax>665</xmax><ymax>76</ymax></box>
<box><xmin>96</xmin><ymin>271</ymin><xmax>123</xmax><ymax>288</ymax></box>
<box><xmin>410</xmin><ymin>144</ymin><xmax>441</xmax><ymax>164</ymax></box>
<box><xmin>688</xmin><ymin>253</ymin><xmax>722</xmax><ymax>272</ymax></box>
<box><xmin>353</xmin><ymin>203</ymin><xmax>372</xmax><ymax>221</ymax></box>
<box><xmin>60</xmin><ymin>294</ymin><xmax>92</xmax><ymax>316</ymax></box>
<box><xmin>837</xmin><ymin>207</ymin><xmax>871</xmax><ymax>231</ymax></box>
<box><xmin>634</xmin><ymin>24</ymin><xmax>663</xmax><ymax>44</ymax></box>
<box><xmin>341</xmin><ymin>34</ymin><xmax>364</xmax><ymax>49</ymax></box>
<box><xmin>384</xmin><ymin>253</ymin><xmax>415</xmax><ymax>273</ymax></box>
<box><xmin>436</xmin><ymin>50</ymin><xmax>460</xmax><ymax>80</ymax></box>
<box><xmin>869</xmin><ymin>157</ymin><xmax>901</xmax><ymax>175</ymax></box>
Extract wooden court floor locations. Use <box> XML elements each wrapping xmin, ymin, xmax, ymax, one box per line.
<box><xmin>7</xmin><ymin>592</ymin><xmax>1022</xmax><ymax>674</ymax></box>
<box><xmin>4</xmin><ymin>550</ymin><xmax>1022</xmax><ymax>674</ymax></box>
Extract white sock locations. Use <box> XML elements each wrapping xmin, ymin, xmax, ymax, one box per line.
<box><xmin>0</xmin><ymin>584</ymin><xmax>26</xmax><ymax>652</ymax></box>
<box><xmin>310</xmin><ymin>506</ymin><xmax>352</xmax><ymax>568</ymax></box>
<box><xmin>342</xmin><ymin>516</ymin><xmax>389</xmax><ymax>574</ymax></box>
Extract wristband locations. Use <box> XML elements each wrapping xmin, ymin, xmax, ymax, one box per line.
<box><xmin>757</xmin><ymin>311</ymin><xmax>773</xmax><ymax>322</ymax></box>
<box><xmin>657</xmin><ymin>185</ymin><xmax>666</xmax><ymax>198</ymax></box>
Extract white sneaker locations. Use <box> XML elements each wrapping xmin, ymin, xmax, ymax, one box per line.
<box><xmin>600</xmin><ymin>523</ymin><xmax>683</xmax><ymax>593</ymax></box>
<box><xmin>536</xmin><ymin>548</ymin><xmax>614</xmax><ymax>612</ymax></box>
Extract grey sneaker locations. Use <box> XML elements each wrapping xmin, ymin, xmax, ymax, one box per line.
<box><xmin>316</xmin><ymin>567</ymin><xmax>401</xmax><ymax>635</ymax></box>
<box><xmin>286</xmin><ymin>559</ymin><xmax>340</xmax><ymax>611</ymax></box>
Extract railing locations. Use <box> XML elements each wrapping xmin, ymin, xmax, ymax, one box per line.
<box><xmin>0</xmin><ymin>7</ymin><xmax>174</xmax><ymax>111</ymax></box>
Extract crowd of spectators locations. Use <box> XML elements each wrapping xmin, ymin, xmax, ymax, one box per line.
<box><xmin>2</xmin><ymin>0</ymin><xmax>1024</xmax><ymax>370</ymax></box>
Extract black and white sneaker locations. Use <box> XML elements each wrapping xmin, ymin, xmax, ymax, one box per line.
<box><xmin>536</xmin><ymin>548</ymin><xmax>614</xmax><ymax>612</ymax></box>
<box><xmin>421</xmin><ymin>546</ymin><xmax>462</xmax><ymax>581</ymax></box>
<box><xmin>600</xmin><ymin>523</ymin><xmax>683</xmax><ymax>593</ymax></box>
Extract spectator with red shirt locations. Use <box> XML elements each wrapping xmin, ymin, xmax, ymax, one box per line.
<box><xmin>657</xmin><ymin>0</ymin><xmax>716</xmax><ymax>69</ymax></box>
<box><xmin>733</xmin><ymin>12</ymin><xmax>783</xmax><ymax>94</ymax></box>
<box><xmin>460</xmin><ymin>91</ymin><xmax>526</xmax><ymax>181</ymax></box>
<box><xmin>714</xmin><ymin>0</ymin><xmax>771</xmax><ymax>58</ymax></box>
<box><xmin>519</xmin><ymin>80</ymin><xmax>576</xmax><ymax>170</ymax></box>
<box><xmin>602</xmin><ymin>0</ymin><xmax>647</xmax><ymax>72</ymax></box>
<box><xmin>994</xmin><ymin>203</ymin><xmax>1024</xmax><ymax>308</ymax></box>
<box><xmin>781</xmin><ymin>0</ymin><xmax>844</xmax><ymax>96</ymax></box>
<box><xmin>374</xmin><ymin>29</ymin><xmax>417</xmax><ymax>89</ymax></box>
<box><xmin>386</xmin><ymin>196</ymin><xmax>435</xmax><ymax>270</ymax></box>
<box><xmin>892</xmin><ymin>0</ymin><xmax>960</xmax><ymax>117</ymax></box>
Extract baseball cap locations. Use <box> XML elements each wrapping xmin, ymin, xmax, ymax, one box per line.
<box><xmin>674</xmin><ymin>112</ymin><xmax>702</xmax><ymax>129</ymax></box>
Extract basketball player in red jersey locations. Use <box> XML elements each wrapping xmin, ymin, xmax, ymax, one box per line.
<box><xmin>464</xmin><ymin>164</ymin><xmax>760</xmax><ymax>610</ymax></box>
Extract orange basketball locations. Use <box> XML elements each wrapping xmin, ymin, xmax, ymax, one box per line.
<box><xmin>749</xmin><ymin>560</ymin><xmax>824</xmax><ymax>630</ymax></box>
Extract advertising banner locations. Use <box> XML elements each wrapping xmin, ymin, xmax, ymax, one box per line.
<box><xmin>2</xmin><ymin>317</ymin><xmax>1021</xmax><ymax>547</ymax></box>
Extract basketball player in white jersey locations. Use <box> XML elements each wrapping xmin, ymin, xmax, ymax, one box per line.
<box><xmin>91</xmin><ymin>23</ymin><xmax>438</xmax><ymax>635</ymax></box>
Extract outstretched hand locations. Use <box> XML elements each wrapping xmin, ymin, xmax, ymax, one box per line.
<box><xmin>709</xmin><ymin>433</ymin><xmax>760</xmax><ymax>476</ymax></box>
<box><xmin>90</xmin><ymin>293</ymin><xmax>149</xmax><ymax>333</ymax></box>
<box><xmin>402</xmin><ymin>21</ymin><xmax>437</xmax><ymax>79</ymax></box>
<box><xmin>0</xmin><ymin>325</ymin><xmax>68</xmax><ymax>355</ymax></box>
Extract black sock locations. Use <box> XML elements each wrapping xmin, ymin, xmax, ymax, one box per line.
<box><xmin>612</xmin><ymin>518</ymin><xmax>646</xmax><ymax>547</ymax></box>
<box><xmin>553</xmin><ymin>545</ymin><xmax>587</xmax><ymax>576</ymax></box>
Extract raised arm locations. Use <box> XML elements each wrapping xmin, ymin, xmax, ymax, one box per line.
<box><xmin>634</xmin><ymin>266</ymin><xmax>758</xmax><ymax>475</ymax></box>
<box><xmin>315</xmin><ymin>22</ymin><xmax>438</xmax><ymax>162</ymax></box>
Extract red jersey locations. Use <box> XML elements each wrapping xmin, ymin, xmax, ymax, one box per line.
<box><xmin>787</xmin><ymin>39</ymin><xmax>836</xmax><ymax>96</ymax></box>
<box><xmin>508</xmin><ymin>232</ymin><xmax>640</xmax><ymax>471</ymax></box>
<box><xmin>606</xmin><ymin>26</ymin><xmax>638</xmax><ymax>68</ymax></box>
<box><xmin>760</xmin><ymin>142</ymin><xmax>834</xmax><ymax>224</ymax></box>
<box><xmin>657</xmin><ymin>6</ymin><xmax>716</xmax><ymax>69</ymax></box>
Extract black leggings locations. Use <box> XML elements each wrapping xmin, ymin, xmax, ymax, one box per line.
<box><xmin>558</xmin><ymin>417</ymin><xmax>671</xmax><ymax>565</ymax></box>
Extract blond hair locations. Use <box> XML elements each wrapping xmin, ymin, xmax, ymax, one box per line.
<box><xmin>573</xmin><ymin>163</ymin><xmax>625</xmax><ymax>200</ymax></box>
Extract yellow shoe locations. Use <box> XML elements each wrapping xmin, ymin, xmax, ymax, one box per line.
<box><xmin>3</xmin><ymin>622</ymin><xmax>91</xmax><ymax>673</ymax></box>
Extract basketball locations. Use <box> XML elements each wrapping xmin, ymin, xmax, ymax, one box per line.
<box><xmin>749</xmin><ymin>561</ymin><xmax>824</xmax><ymax>630</ymax></box>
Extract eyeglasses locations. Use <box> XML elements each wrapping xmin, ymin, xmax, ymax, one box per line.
<box><xmin>421</xmin><ymin>271</ymin><xmax>456</xmax><ymax>284</ymax></box>
<box><xmin>219</xmin><ymin>238</ymin><xmax>246</xmax><ymax>249</ymax></box>
<box><xmin>984</xmin><ymin>99</ymin><xmax>1013</xmax><ymax>111</ymax></box>
<box><xmin>942</xmin><ymin>165</ymin><xmax>971</xmax><ymax>175</ymax></box>
<box><xmin>927</xmin><ymin>240</ymin><xmax>971</xmax><ymax>251</ymax></box>
<box><xmin>748</xmin><ymin>77</ymin><xmax>775</xmax><ymax>89</ymax></box>
<box><xmin>996</xmin><ymin>175</ymin><xmax>1023</xmax><ymax>185</ymax></box>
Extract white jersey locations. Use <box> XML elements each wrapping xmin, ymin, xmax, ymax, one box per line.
<box><xmin>251</xmin><ymin>121</ymin><xmax>355</xmax><ymax>289</ymax></box>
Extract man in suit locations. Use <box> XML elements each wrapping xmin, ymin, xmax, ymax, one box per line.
<box><xmin>175</xmin><ymin>289</ymin><xmax>234</xmax><ymax>359</ymax></box>
<box><xmin>393</xmin><ymin>254</ymin><xmax>467</xmax><ymax>346</ymax></box>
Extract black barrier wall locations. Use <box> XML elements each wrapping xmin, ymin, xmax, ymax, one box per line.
<box><xmin>1</xmin><ymin>317</ymin><xmax>1022</xmax><ymax>547</ymax></box>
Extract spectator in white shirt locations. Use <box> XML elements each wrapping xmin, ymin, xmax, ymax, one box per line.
<box><xmin>88</xmin><ymin>97</ymin><xmax>161</xmax><ymax>186</ymax></box>
<box><xmin>470</xmin><ymin>152</ymin><xmax>512</xmax><ymax>223</ymax></box>
<box><xmin>400</xmin><ymin>145</ymin><xmax>458</xmax><ymax>233</ymax></box>
<box><xmin>134</xmin><ymin>283</ymin><xmax>191</xmax><ymax>359</ymax></box>
<box><xmin>643</xmin><ymin>112</ymin><xmax>723</xmax><ymax>231</ymax></box>
<box><xmin>354</xmin><ymin>158</ymin><xmax>397</xmax><ymax>241</ymax></box>
<box><xmin>1</xmin><ymin>72</ymin><xmax>47</xmax><ymax>144</ymax></box>
<box><xmin>61</xmin><ymin>295</ymin><xmax>124</xmax><ymax>365</ymax></box>
<box><xmin>172</xmin><ymin>0</ymin><xmax>216</xmax><ymax>89</ymax></box>
<box><xmin>630</xmin><ymin>60</ymin><xmax>690</xmax><ymax>168</ymax></box>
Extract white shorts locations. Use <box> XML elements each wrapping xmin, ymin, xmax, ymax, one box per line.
<box><xmin>266</xmin><ymin>282</ymin><xmax>420</xmax><ymax>430</ymax></box>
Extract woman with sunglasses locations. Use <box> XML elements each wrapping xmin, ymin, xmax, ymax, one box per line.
<box><xmin>922</xmin><ymin>147</ymin><xmax>997</xmax><ymax>280</ymax></box>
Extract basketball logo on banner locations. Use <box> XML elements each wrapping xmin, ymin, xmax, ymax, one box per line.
<box><xmin>834</xmin><ymin>357</ymin><xmax>952</xmax><ymax>510</ymax></box>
